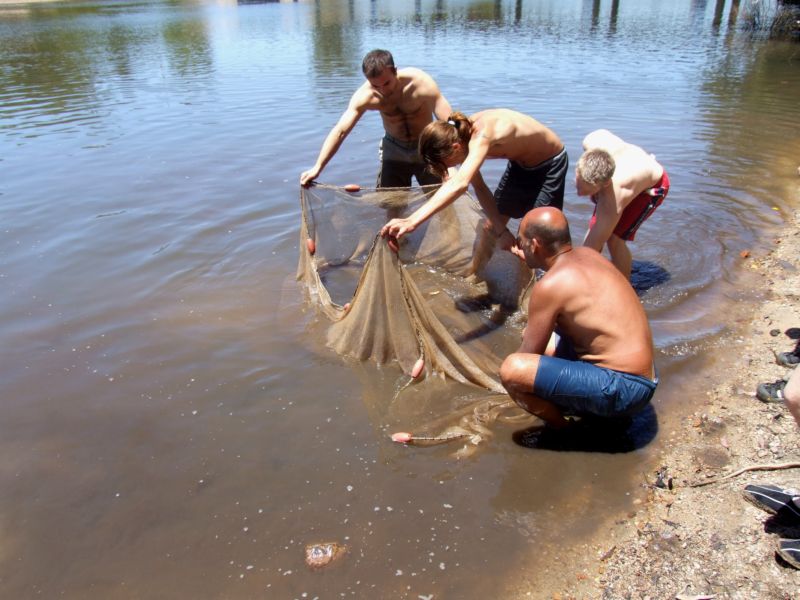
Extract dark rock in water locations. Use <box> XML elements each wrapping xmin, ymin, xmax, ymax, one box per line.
<box><xmin>305</xmin><ymin>542</ymin><xmax>347</xmax><ymax>569</ymax></box>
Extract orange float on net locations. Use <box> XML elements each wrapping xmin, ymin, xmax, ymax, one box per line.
<box><xmin>343</xmin><ymin>302</ymin><xmax>351</xmax><ymax>312</ymax></box>
<box><xmin>306</xmin><ymin>238</ymin><xmax>316</xmax><ymax>255</ymax></box>
<box><xmin>411</xmin><ymin>357</ymin><xmax>424</xmax><ymax>379</ymax></box>
<box><xmin>343</xmin><ymin>184</ymin><xmax>361</xmax><ymax>193</ymax></box>
<box><xmin>391</xmin><ymin>432</ymin><xmax>413</xmax><ymax>443</ymax></box>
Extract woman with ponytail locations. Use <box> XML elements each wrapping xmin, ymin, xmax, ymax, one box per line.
<box><xmin>380</xmin><ymin>108</ymin><xmax>568</xmax><ymax>256</ymax></box>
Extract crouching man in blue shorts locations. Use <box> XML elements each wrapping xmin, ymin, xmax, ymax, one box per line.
<box><xmin>500</xmin><ymin>207</ymin><xmax>658</xmax><ymax>428</ymax></box>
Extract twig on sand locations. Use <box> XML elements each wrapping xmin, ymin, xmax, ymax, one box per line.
<box><xmin>686</xmin><ymin>461</ymin><xmax>800</xmax><ymax>488</ymax></box>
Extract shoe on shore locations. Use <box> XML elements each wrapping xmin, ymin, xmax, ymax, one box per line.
<box><xmin>742</xmin><ymin>484</ymin><xmax>800</xmax><ymax>520</ymax></box>
<box><xmin>777</xmin><ymin>351</ymin><xmax>800</xmax><ymax>367</ymax></box>
<box><xmin>756</xmin><ymin>379</ymin><xmax>787</xmax><ymax>403</ymax></box>
<box><xmin>777</xmin><ymin>538</ymin><xmax>800</xmax><ymax>569</ymax></box>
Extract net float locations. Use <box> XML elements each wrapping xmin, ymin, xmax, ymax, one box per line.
<box><xmin>306</xmin><ymin>238</ymin><xmax>316</xmax><ymax>255</ymax></box>
<box><xmin>343</xmin><ymin>184</ymin><xmax>361</xmax><ymax>193</ymax></box>
<box><xmin>387</xmin><ymin>236</ymin><xmax>399</xmax><ymax>253</ymax></box>
<box><xmin>411</xmin><ymin>357</ymin><xmax>424</xmax><ymax>378</ymax></box>
<box><xmin>343</xmin><ymin>302</ymin><xmax>351</xmax><ymax>312</ymax></box>
<box><xmin>391</xmin><ymin>431</ymin><xmax>469</xmax><ymax>444</ymax></box>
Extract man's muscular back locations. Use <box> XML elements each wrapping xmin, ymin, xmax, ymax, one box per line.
<box><xmin>542</xmin><ymin>247</ymin><xmax>654</xmax><ymax>377</ymax></box>
<box><xmin>584</xmin><ymin>129</ymin><xmax>663</xmax><ymax>199</ymax></box>
<box><xmin>470</xmin><ymin>109</ymin><xmax>563</xmax><ymax>168</ymax></box>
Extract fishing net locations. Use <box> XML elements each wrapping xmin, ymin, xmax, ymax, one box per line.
<box><xmin>297</xmin><ymin>183</ymin><xmax>538</xmax><ymax>454</ymax></box>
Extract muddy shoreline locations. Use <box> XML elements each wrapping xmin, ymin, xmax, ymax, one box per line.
<box><xmin>549</xmin><ymin>208</ymin><xmax>800</xmax><ymax>599</ymax></box>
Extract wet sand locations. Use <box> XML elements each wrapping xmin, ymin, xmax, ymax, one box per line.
<box><xmin>552</xmin><ymin>205</ymin><xmax>800</xmax><ymax>598</ymax></box>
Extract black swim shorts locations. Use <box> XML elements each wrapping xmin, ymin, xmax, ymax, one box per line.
<box><xmin>494</xmin><ymin>147</ymin><xmax>569</xmax><ymax>218</ymax></box>
<box><xmin>377</xmin><ymin>134</ymin><xmax>441</xmax><ymax>188</ymax></box>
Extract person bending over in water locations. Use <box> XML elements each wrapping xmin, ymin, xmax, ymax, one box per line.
<box><xmin>575</xmin><ymin>129</ymin><xmax>670</xmax><ymax>279</ymax></box>
<box><xmin>300</xmin><ymin>49</ymin><xmax>452</xmax><ymax>188</ymax></box>
<box><xmin>500</xmin><ymin>207</ymin><xmax>658</xmax><ymax>428</ymax></box>
<box><xmin>380</xmin><ymin>109</ymin><xmax>567</xmax><ymax>261</ymax></box>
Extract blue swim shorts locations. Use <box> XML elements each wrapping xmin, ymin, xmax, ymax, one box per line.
<box><xmin>533</xmin><ymin>338</ymin><xmax>658</xmax><ymax>418</ymax></box>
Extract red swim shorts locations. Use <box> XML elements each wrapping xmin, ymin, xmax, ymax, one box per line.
<box><xmin>590</xmin><ymin>169</ymin><xmax>670</xmax><ymax>242</ymax></box>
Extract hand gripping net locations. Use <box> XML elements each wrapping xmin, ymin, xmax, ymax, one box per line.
<box><xmin>297</xmin><ymin>184</ymin><xmax>537</xmax><ymax>454</ymax></box>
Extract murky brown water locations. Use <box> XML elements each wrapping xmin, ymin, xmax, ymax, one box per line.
<box><xmin>1</xmin><ymin>0</ymin><xmax>799</xmax><ymax>597</ymax></box>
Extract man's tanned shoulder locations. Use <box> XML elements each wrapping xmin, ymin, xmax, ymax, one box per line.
<box><xmin>351</xmin><ymin>81</ymin><xmax>383</xmax><ymax>110</ymax></box>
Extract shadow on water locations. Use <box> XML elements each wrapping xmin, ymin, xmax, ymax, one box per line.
<box><xmin>631</xmin><ymin>259</ymin><xmax>671</xmax><ymax>297</ymax></box>
<box><xmin>512</xmin><ymin>403</ymin><xmax>659</xmax><ymax>454</ymax></box>
<box><xmin>452</xmin><ymin>300</ymin><xmax>514</xmax><ymax>343</ymax></box>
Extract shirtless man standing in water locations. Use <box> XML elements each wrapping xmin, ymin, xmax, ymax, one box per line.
<box><xmin>300</xmin><ymin>49</ymin><xmax>452</xmax><ymax>188</ymax></box>
<box><xmin>575</xmin><ymin>129</ymin><xmax>670</xmax><ymax>279</ymax></box>
<box><xmin>500</xmin><ymin>207</ymin><xmax>657</xmax><ymax>428</ymax></box>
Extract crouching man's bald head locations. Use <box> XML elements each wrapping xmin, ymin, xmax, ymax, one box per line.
<box><xmin>515</xmin><ymin>207</ymin><xmax>572</xmax><ymax>269</ymax></box>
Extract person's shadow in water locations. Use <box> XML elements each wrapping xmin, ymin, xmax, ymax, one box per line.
<box><xmin>630</xmin><ymin>260</ymin><xmax>671</xmax><ymax>297</ymax></box>
<box><xmin>512</xmin><ymin>403</ymin><xmax>659</xmax><ymax>453</ymax></box>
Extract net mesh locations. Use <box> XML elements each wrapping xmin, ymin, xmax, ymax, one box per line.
<box><xmin>297</xmin><ymin>184</ymin><xmax>538</xmax><ymax>454</ymax></box>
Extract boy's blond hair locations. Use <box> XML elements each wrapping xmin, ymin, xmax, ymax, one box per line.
<box><xmin>577</xmin><ymin>149</ymin><xmax>615</xmax><ymax>185</ymax></box>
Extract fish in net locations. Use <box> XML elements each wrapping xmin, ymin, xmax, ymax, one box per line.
<box><xmin>297</xmin><ymin>183</ymin><xmax>539</xmax><ymax>454</ymax></box>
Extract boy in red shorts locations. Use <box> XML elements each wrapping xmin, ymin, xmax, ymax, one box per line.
<box><xmin>575</xmin><ymin>129</ymin><xmax>670</xmax><ymax>279</ymax></box>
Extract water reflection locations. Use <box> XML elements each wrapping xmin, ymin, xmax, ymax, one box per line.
<box><xmin>0</xmin><ymin>27</ymin><xmax>103</xmax><ymax>136</ymax></box>
<box><xmin>105</xmin><ymin>24</ymin><xmax>142</xmax><ymax>80</ymax></box>
<box><xmin>608</xmin><ymin>0</ymin><xmax>619</xmax><ymax>33</ymax></box>
<box><xmin>729</xmin><ymin>0</ymin><xmax>742</xmax><ymax>27</ymax></box>
<box><xmin>690</xmin><ymin>0</ymin><xmax>710</xmax><ymax>30</ymax></box>
<box><xmin>585</xmin><ymin>0</ymin><xmax>601</xmax><ymax>31</ymax></box>
<box><xmin>697</xmin><ymin>35</ymin><xmax>800</xmax><ymax>221</ymax></box>
<box><xmin>309</xmin><ymin>0</ymin><xmax>362</xmax><ymax>102</ymax></box>
<box><xmin>0</xmin><ymin>1</ymin><xmax>215</xmax><ymax>138</ymax></box>
<box><xmin>581</xmin><ymin>0</ymin><xmax>620</xmax><ymax>36</ymax></box>
<box><xmin>465</xmin><ymin>0</ymin><xmax>504</xmax><ymax>22</ymax></box>
<box><xmin>163</xmin><ymin>18</ymin><xmax>213</xmax><ymax>78</ymax></box>
<box><xmin>712</xmin><ymin>0</ymin><xmax>726</xmax><ymax>30</ymax></box>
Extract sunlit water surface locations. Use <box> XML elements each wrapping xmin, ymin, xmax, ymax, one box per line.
<box><xmin>1</xmin><ymin>0</ymin><xmax>799</xmax><ymax>597</ymax></box>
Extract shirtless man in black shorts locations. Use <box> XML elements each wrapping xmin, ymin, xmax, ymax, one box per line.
<box><xmin>381</xmin><ymin>109</ymin><xmax>567</xmax><ymax>258</ymax></box>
